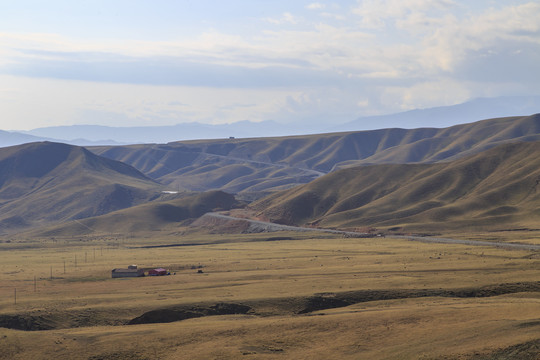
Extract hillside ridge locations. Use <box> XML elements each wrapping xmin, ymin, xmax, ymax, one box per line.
<box><xmin>0</xmin><ymin>142</ymin><xmax>161</xmax><ymax>233</ymax></box>
<box><xmin>90</xmin><ymin>114</ymin><xmax>540</xmax><ymax>197</ymax></box>
<box><xmin>250</xmin><ymin>140</ymin><xmax>540</xmax><ymax>232</ymax></box>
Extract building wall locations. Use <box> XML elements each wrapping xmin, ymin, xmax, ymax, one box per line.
<box><xmin>111</xmin><ymin>269</ymin><xmax>144</xmax><ymax>278</ymax></box>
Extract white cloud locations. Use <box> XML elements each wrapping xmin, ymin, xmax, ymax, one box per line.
<box><xmin>357</xmin><ymin>99</ymin><xmax>369</xmax><ymax>107</ymax></box>
<box><xmin>352</xmin><ymin>0</ymin><xmax>456</xmax><ymax>29</ymax></box>
<box><xmin>381</xmin><ymin>79</ymin><xmax>472</xmax><ymax>111</ymax></box>
<box><xmin>0</xmin><ymin>75</ymin><xmax>275</xmax><ymax>129</ymax></box>
<box><xmin>419</xmin><ymin>1</ymin><xmax>540</xmax><ymax>73</ymax></box>
<box><xmin>1</xmin><ymin>1</ymin><xmax>539</xmax><ymax>130</ymax></box>
<box><xmin>320</xmin><ymin>12</ymin><xmax>346</xmax><ymax>20</ymax></box>
<box><xmin>8</xmin><ymin>2</ymin><xmax>537</xmax><ymax>85</ymax></box>
<box><xmin>264</xmin><ymin>12</ymin><xmax>300</xmax><ymax>25</ymax></box>
<box><xmin>267</xmin><ymin>87</ymin><xmax>376</xmax><ymax>125</ymax></box>
<box><xmin>307</xmin><ymin>3</ymin><xmax>326</xmax><ymax>10</ymax></box>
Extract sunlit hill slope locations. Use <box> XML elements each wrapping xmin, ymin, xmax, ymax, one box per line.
<box><xmin>251</xmin><ymin>141</ymin><xmax>540</xmax><ymax>232</ymax></box>
<box><xmin>1</xmin><ymin>114</ymin><xmax>540</xmax><ymax>235</ymax></box>
<box><xmin>91</xmin><ymin>114</ymin><xmax>540</xmax><ymax>197</ymax></box>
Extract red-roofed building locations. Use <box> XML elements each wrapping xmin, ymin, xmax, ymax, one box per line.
<box><xmin>148</xmin><ymin>268</ymin><xmax>168</xmax><ymax>276</ymax></box>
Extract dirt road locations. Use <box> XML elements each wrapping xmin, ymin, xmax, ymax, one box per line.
<box><xmin>203</xmin><ymin>213</ymin><xmax>540</xmax><ymax>251</ymax></box>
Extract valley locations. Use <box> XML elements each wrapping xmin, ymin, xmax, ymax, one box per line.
<box><xmin>4</xmin><ymin>0</ymin><xmax>540</xmax><ymax>357</ymax></box>
<box><xmin>0</xmin><ymin>114</ymin><xmax>539</xmax><ymax>359</ymax></box>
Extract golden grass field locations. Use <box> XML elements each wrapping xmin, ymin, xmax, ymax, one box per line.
<box><xmin>0</xmin><ymin>230</ymin><xmax>539</xmax><ymax>359</ymax></box>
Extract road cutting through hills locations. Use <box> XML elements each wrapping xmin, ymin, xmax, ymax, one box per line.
<box><xmin>202</xmin><ymin>212</ymin><xmax>540</xmax><ymax>251</ymax></box>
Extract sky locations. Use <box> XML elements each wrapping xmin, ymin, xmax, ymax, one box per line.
<box><xmin>0</xmin><ymin>0</ymin><xmax>539</xmax><ymax>130</ymax></box>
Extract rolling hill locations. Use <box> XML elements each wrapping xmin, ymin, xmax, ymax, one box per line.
<box><xmin>90</xmin><ymin>114</ymin><xmax>540</xmax><ymax>198</ymax></box>
<box><xmin>31</xmin><ymin>190</ymin><xmax>240</xmax><ymax>236</ymax></box>
<box><xmin>0</xmin><ymin>142</ymin><xmax>163</xmax><ymax>233</ymax></box>
<box><xmin>250</xmin><ymin>140</ymin><xmax>540</xmax><ymax>233</ymax></box>
<box><xmin>3</xmin><ymin>113</ymin><xmax>540</xmax><ymax>235</ymax></box>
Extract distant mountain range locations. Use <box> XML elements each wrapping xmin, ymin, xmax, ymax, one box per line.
<box><xmin>0</xmin><ymin>130</ymin><xmax>56</xmax><ymax>148</ymax></box>
<box><xmin>0</xmin><ymin>129</ymin><xmax>124</xmax><ymax>148</ymax></box>
<box><xmin>17</xmin><ymin>120</ymin><xmax>292</xmax><ymax>146</ymax></box>
<box><xmin>1</xmin><ymin>95</ymin><xmax>538</xmax><ymax>147</ymax></box>
<box><xmin>335</xmin><ymin>95</ymin><xmax>540</xmax><ymax>131</ymax></box>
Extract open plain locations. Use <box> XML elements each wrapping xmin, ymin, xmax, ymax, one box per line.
<box><xmin>0</xmin><ymin>230</ymin><xmax>538</xmax><ymax>359</ymax></box>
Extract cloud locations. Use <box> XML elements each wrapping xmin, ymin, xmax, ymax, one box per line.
<box><xmin>307</xmin><ymin>3</ymin><xmax>326</xmax><ymax>10</ymax></box>
<box><xmin>453</xmin><ymin>42</ymin><xmax>540</xmax><ymax>83</ymax></box>
<box><xmin>381</xmin><ymin>78</ymin><xmax>472</xmax><ymax>111</ymax></box>
<box><xmin>419</xmin><ymin>1</ymin><xmax>540</xmax><ymax>74</ymax></box>
<box><xmin>1</xmin><ymin>1</ymin><xmax>539</xmax><ymax>130</ymax></box>
<box><xmin>0</xmin><ymin>73</ymin><xmax>353</xmax><ymax>130</ymax></box>
<box><xmin>167</xmin><ymin>101</ymin><xmax>189</xmax><ymax>107</ymax></box>
<box><xmin>0</xmin><ymin>23</ymin><xmax>377</xmax><ymax>89</ymax></box>
<box><xmin>1</xmin><ymin>51</ymin><xmax>357</xmax><ymax>88</ymax></box>
<box><xmin>352</xmin><ymin>0</ymin><xmax>456</xmax><ymax>29</ymax></box>
<box><xmin>264</xmin><ymin>12</ymin><xmax>300</xmax><ymax>25</ymax></box>
<box><xmin>320</xmin><ymin>12</ymin><xmax>346</xmax><ymax>20</ymax></box>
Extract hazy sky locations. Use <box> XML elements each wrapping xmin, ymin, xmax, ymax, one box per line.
<box><xmin>1</xmin><ymin>0</ymin><xmax>539</xmax><ymax>130</ymax></box>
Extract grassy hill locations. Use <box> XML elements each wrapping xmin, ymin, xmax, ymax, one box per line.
<box><xmin>33</xmin><ymin>190</ymin><xmax>240</xmax><ymax>236</ymax></box>
<box><xmin>250</xmin><ymin>140</ymin><xmax>540</xmax><ymax>233</ymax></box>
<box><xmin>3</xmin><ymin>114</ymin><xmax>540</xmax><ymax>235</ymax></box>
<box><xmin>90</xmin><ymin>114</ymin><xmax>540</xmax><ymax>197</ymax></box>
<box><xmin>0</xmin><ymin>142</ymin><xmax>162</xmax><ymax>233</ymax></box>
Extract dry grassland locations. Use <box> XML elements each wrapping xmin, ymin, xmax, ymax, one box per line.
<box><xmin>443</xmin><ymin>229</ymin><xmax>540</xmax><ymax>246</ymax></box>
<box><xmin>0</xmin><ymin>231</ymin><xmax>538</xmax><ymax>359</ymax></box>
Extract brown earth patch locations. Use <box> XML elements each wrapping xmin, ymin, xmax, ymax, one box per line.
<box><xmin>297</xmin><ymin>281</ymin><xmax>540</xmax><ymax>314</ymax></box>
<box><xmin>453</xmin><ymin>339</ymin><xmax>540</xmax><ymax>360</ymax></box>
<box><xmin>128</xmin><ymin>303</ymin><xmax>252</xmax><ymax>325</ymax></box>
<box><xmin>1</xmin><ymin>282</ymin><xmax>538</xmax><ymax>331</ymax></box>
<box><xmin>88</xmin><ymin>351</ymin><xmax>150</xmax><ymax>360</ymax></box>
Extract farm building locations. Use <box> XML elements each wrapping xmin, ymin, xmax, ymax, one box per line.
<box><xmin>148</xmin><ymin>268</ymin><xmax>168</xmax><ymax>276</ymax></box>
<box><xmin>111</xmin><ymin>265</ymin><xmax>145</xmax><ymax>278</ymax></box>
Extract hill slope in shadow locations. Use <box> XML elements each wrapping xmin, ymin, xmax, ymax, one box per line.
<box><xmin>90</xmin><ymin>114</ymin><xmax>540</xmax><ymax>197</ymax></box>
<box><xmin>0</xmin><ymin>142</ymin><xmax>162</xmax><ymax>233</ymax></box>
<box><xmin>31</xmin><ymin>190</ymin><xmax>240</xmax><ymax>236</ymax></box>
<box><xmin>250</xmin><ymin>141</ymin><xmax>540</xmax><ymax>232</ymax></box>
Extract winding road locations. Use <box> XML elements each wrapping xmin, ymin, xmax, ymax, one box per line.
<box><xmin>203</xmin><ymin>213</ymin><xmax>540</xmax><ymax>251</ymax></box>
